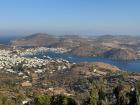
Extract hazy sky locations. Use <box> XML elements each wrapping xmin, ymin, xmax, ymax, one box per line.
<box><xmin>0</xmin><ymin>0</ymin><xmax>140</xmax><ymax>36</ymax></box>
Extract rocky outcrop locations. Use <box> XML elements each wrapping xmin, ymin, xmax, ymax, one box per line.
<box><xmin>61</xmin><ymin>62</ymin><xmax>120</xmax><ymax>78</ymax></box>
<box><xmin>77</xmin><ymin>62</ymin><xmax>120</xmax><ymax>72</ymax></box>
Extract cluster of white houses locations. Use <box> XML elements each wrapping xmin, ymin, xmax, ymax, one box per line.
<box><xmin>19</xmin><ymin>47</ymin><xmax>69</xmax><ymax>56</ymax></box>
<box><xmin>0</xmin><ymin>49</ymin><xmax>72</xmax><ymax>75</ymax></box>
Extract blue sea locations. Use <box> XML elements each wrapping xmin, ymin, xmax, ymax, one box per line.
<box><xmin>31</xmin><ymin>51</ymin><xmax>140</xmax><ymax>72</ymax></box>
<box><xmin>0</xmin><ymin>36</ymin><xmax>17</xmax><ymax>44</ymax></box>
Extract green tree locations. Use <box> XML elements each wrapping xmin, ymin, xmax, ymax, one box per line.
<box><xmin>90</xmin><ymin>86</ymin><xmax>99</xmax><ymax>105</ymax></box>
<box><xmin>17</xmin><ymin>95</ymin><xmax>24</xmax><ymax>105</ymax></box>
<box><xmin>98</xmin><ymin>97</ymin><xmax>109</xmax><ymax>105</ymax></box>
<box><xmin>34</xmin><ymin>95</ymin><xmax>51</xmax><ymax>105</ymax></box>
<box><xmin>136</xmin><ymin>82</ymin><xmax>140</xmax><ymax>105</ymax></box>
<box><xmin>136</xmin><ymin>88</ymin><xmax>140</xmax><ymax>105</ymax></box>
<box><xmin>0</xmin><ymin>96</ymin><xmax>8</xmax><ymax>105</ymax></box>
<box><xmin>33</xmin><ymin>94</ymin><xmax>77</xmax><ymax>105</ymax></box>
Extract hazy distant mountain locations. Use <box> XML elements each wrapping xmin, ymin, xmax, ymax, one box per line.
<box><xmin>11</xmin><ymin>33</ymin><xmax>87</xmax><ymax>48</ymax></box>
<box><xmin>11</xmin><ymin>33</ymin><xmax>59</xmax><ymax>47</ymax></box>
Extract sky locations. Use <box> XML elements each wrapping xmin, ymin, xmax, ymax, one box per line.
<box><xmin>0</xmin><ymin>0</ymin><xmax>140</xmax><ymax>36</ymax></box>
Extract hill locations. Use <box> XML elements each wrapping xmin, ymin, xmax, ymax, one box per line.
<box><xmin>103</xmin><ymin>48</ymin><xmax>137</xmax><ymax>60</ymax></box>
<box><xmin>11</xmin><ymin>33</ymin><xmax>59</xmax><ymax>47</ymax></box>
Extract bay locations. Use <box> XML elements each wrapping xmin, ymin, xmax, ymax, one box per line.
<box><xmin>30</xmin><ymin>51</ymin><xmax>140</xmax><ymax>72</ymax></box>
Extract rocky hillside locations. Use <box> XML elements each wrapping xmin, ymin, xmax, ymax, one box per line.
<box><xmin>51</xmin><ymin>62</ymin><xmax>120</xmax><ymax>81</ymax></box>
<box><xmin>70</xmin><ymin>44</ymin><xmax>111</xmax><ymax>56</ymax></box>
<box><xmin>103</xmin><ymin>48</ymin><xmax>138</xmax><ymax>60</ymax></box>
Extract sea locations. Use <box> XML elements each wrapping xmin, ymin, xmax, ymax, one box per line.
<box><xmin>0</xmin><ymin>36</ymin><xmax>140</xmax><ymax>72</ymax></box>
<box><xmin>0</xmin><ymin>36</ymin><xmax>17</xmax><ymax>44</ymax></box>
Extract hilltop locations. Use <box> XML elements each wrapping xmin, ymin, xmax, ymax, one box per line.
<box><xmin>11</xmin><ymin>33</ymin><xmax>59</xmax><ymax>47</ymax></box>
